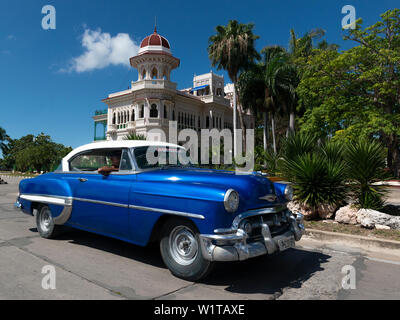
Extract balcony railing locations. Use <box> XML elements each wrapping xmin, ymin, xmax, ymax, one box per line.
<box><xmin>131</xmin><ymin>79</ymin><xmax>177</xmax><ymax>91</ymax></box>
<box><xmin>94</xmin><ymin>109</ymin><xmax>108</xmax><ymax>116</ymax></box>
<box><xmin>107</xmin><ymin>118</ymin><xmax>169</xmax><ymax>131</ymax></box>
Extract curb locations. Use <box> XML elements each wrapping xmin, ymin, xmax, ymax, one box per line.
<box><xmin>304</xmin><ymin>228</ymin><xmax>400</xmax><ymax>251</ymax></box>
<box><xmin>373</xmin><ymin>181</ymin><xmax>400</xmax><ymax>187</ymax></box>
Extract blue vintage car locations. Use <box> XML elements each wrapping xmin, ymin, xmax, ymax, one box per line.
<box><xmin>15</xmin><ymin>141</ymin><xmax>304</xmax><ymax>281</ymax></box>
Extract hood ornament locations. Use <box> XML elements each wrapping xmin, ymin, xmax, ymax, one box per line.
<box><xmin>259</xmin><ymin>194</ymin><xmax>277</xmax><ymax>202</ymax></box>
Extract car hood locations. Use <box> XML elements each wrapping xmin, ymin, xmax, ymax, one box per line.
<box><xmin>136</xmin><ymin>167</ymin><xmax>281</xmax><ymax>210</ymax></box>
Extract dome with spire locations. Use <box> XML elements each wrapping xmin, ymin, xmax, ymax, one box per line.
<box><xmin>138</xmin><ymin>27</ymin><xmax>171</xmax><ymax>55</ymax></box>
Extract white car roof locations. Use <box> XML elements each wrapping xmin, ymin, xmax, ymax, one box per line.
<box><xmin>61</xmin><ymin>140</ymin><xmax>183</xmax><ymax>171</ymax></box>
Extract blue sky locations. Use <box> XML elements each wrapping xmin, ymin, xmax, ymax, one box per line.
<box><xmin>0</xmin><ymin>0</ymin><xmax>398</xmax><ymax>150</ymax></box>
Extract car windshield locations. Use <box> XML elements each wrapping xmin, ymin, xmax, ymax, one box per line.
<box><xmin>133</xmin><ymin>146</ymin><xmax>188</xmax><ymax>170</ymax></box>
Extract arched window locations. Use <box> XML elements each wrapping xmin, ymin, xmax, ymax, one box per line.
<box><xmin>151</xmin><ymin>68</ymin><xmax>158</xmax><ymax>79</ymax></box>
<box><xmin>131</xmin><ymin>109</ymin><xmax>135</xmax><ymax>121</ymax></box>
<box><xmin>173</xmin><ymin>110</ymin><xmax>175</xmax><ymax>121</ymax></box>
<box><xmin>142</xmin><ymin>69</ymin><xmax>146</xmax><ymax>80</ymax></box>
<box><xmin>112</xmin><ymin>113</ymin><xmax>116</xmax><ymax>125</ymax></box>
<box><xmin>216</xmin><ymin>88</ymin><xmax>222</xmax><ymax>96</ymax></box>
<box><xmin>164</xmin><ymin>105</ymin><xmax>167</xmax><ymax>119</ymax></box>
<box><xmin>140</xmin><ymin>105</ymin><xmax>144</xmax><ymax>118</ymax></box>
<box><xmin>150</xmin><ymin>104</ymin><xmax>158</xmax><ymax>118</ymax></box>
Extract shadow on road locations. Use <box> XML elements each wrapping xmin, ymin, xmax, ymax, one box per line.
<box><xmin>202</xmin><ymin>249</ymin><xmax>331</xmax><ymax>295</ymax></box>
<box><xmin>34</xmin><ymin>227</ymin><xmax>331</xmax><ymax>295</ymax></box>
<box><xmin>52</xmin><ymin>228</ymin><xmax>166</xmax><ymax>268</ymax></box>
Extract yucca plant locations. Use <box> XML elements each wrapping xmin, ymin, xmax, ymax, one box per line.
<box><xmin>280</xmin><ymin>132</ymin><xmax>318</xmax><ymax>161</ymax></box>
<box><xmin>279</xmin><ymin>134</ymin><xmax>348</xmax><ymax>217</ymax></box>
<box><xmin>320</xmin><ymin>140</ymin><xmax>345</xmax><ymax>164</ymax></box>
<box><xmin>254</xmin><ymin>146</ymin><xmax>281</xmax><ymax>174</ymax></box>
<box><xmin>344</xmin><ymin>138</ymin><xmax>388</xmax><ymax>210</ymax></box>
<box><xmin>124</xmin><ymin>133</ymin><xmax>146</xmax><ymax>140</ymax></box>
<box><xmin>281</xmin><ymin>153</ymin><xmax>347</xmax><ymax>209</ymax></box>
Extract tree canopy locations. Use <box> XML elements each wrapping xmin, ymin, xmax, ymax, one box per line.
<box><xmin>297</xmin><ymin>9</ymin><xmax>400</xmax><ymax>176</ymax></box>
<box><xmin>0</xmin><ymin>132</ymin><xmax>72</xmax><ymax>172</ymax></box>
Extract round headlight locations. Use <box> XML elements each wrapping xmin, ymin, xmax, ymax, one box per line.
<box><xmin>224</xmin><ymin>189</ymin><xmax>239</xmax><ymax>213</ymax></box>
<box><xmin>284</xmin><ymin>184</ymin><xmax>294</xmax><ymax>201</ymax></box>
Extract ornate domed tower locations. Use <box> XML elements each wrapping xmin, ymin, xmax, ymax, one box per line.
<box><xmin>130</xmin><ymin>27</ymin><xmax>180</xmax><ymax>81</ymax></box>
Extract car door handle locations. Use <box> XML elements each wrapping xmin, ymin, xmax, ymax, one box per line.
<box><xmin>78</xmin><ymin>178</ymin><xmax>88</xmax><ymax>182</ymax></box>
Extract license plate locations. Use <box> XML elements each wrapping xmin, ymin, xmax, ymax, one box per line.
<box><xmin>277</xmin><ymin>236</ymin><xmax>295</xmax><ymax>251</ymax></box>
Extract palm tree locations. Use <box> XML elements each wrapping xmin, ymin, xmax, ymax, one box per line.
<box><xmin>238</xmin><ymin>46</ymin><xmax>299</xmax><ymax>154</ymax></box>
<box><xmin>289</xmin><ymin>28</ymin><xmax>326</xmax><ymax>58</ymax></box>
<box><xmin>237</xmin><ymin>64</ymin><xmax>267</xmax><ymax>149</ymax></box>
<box><xmin>0</xmin><ymin>127</ymin><xmax>9</xmax><ymax>153</ymax></box>
<box><xmin>261</xmin><ymin>46</ymin><xmax>299</xmax><ymax>152</ymax></box>
<box><xmin>208</xmin><ymin>20</ymin><xmax>260</xmax><ymax>155</ymax></box>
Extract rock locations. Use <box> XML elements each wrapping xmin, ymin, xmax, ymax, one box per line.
<box><xmin>287</xmin><ymin>201</ymin><xmax>317</xmax><ymax>220</ymax></box>
<box><xmin>317</xmin><ymin>204</ymin><xmax>337</xmax><ymax>219</ymax></box>
<box><xmin>360</xmin><ymin>217</ymin><xmax>375</xmax><ymax>229</ymax></box>
<box><xmin>357</xmin><ymin>209</ymin><xmax>400</xmax><ymax>230</ymax></box>
<box><xmin>335</xmin><ymin>205</ymin><xmax>358</xmax><ymax>225</ymax></box>
<box><xmin>375</xmin><ymin>224</ymin><xmax>390</xmax><ymax>230</ymax></box>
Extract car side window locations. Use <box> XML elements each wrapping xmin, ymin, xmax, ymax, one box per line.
<box><xmin>70</xmin><ymin>151</ymin><xmax>110</xmax><ymax>172</ymax></box>
<box><xmin>69</xmin><ymin>149</ymin><xmax>125</xmax><ymax>172</ymax></box>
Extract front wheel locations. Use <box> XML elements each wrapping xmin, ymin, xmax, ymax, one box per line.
<box><xmin>160</xmin><ymin>218</ymin><xmax>214</xmax><ymax>281</ymax></box>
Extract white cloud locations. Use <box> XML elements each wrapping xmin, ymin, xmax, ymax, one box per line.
<box><xmin>65</xmin><ymin>28</ymin><xmax>139</xmax><ymax>73</ymax></box>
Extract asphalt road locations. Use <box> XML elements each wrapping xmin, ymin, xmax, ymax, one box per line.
<box><xmin>1</xmin><ymin>181</ymin><xmax>400</xmax><ymax>300</ymax></box>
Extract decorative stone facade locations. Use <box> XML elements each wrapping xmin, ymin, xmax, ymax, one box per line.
<box><xmin>93</xmin><ymin>28</ymin><xmax>254</xmax><ymax>142</ymax></box>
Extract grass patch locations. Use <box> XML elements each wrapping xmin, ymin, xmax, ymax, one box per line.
<box><xmin>304</xmin><ymin>220</ymin><xmax>400</xmax><ymax>242</ymax></box>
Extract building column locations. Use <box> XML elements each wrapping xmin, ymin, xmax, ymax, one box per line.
<box><xmin>160</xmin><ymin>100</ymin><xmax>164</xmax><ymax>119</ymax></box>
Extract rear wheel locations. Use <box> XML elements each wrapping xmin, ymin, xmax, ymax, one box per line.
<box><xmin>36</xmin><ymin>204</ymin><xmax>62</xmax><ymax>239</ymax></box>
<box><xmin>160</xmin><ymin>217</ymin><xmax>214</xmax><ymax>281</ymax></box>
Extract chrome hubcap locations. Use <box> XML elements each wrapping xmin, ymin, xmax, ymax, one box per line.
<box><xmin>169</xmin><ymin>226</ymin><xmax>198</xmax><ymax>266</ymax></box>
<box><xmin>39</xmin><ymin>208</ymin><xmax>52</xmax><ymax>232</ymax></box>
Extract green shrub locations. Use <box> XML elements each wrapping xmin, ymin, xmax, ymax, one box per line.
<box><xmin>281</xmin><ymin>153</ymin><xmax>347</xmax><ymax>209</ymax></box>
<box><xmin>279</xmin><ymin>134</ymin><xmax>348</xmax><ymax>214</ymax></box>
<box><xmin>124</xmin><ymin>133</ymin><xmax>146</xmax><ymax>140</ymax></box>
<box><xmin>344</xmin><ymin>138</ymin><xmax>388</xmax><ymax>210</ymax></box>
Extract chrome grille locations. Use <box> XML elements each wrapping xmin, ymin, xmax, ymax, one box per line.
<box><xmin>240</xmin><ymin>210</ymin><xmax>291</xmax><ymax>242</ymax></box>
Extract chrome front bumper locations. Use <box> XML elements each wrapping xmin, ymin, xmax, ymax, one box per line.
<box><xmin>199</xmin><ymin>210</ymin><xmax>305</xmax><ymax>262</ymax></box>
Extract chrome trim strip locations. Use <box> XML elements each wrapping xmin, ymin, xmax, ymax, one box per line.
<box><xmin>19</xmin><ymin>193</ymin><xmax>128</xmax><ymax>208</ymax></box>
<box><xmin>73</xmin><ymin>197</ymin><xmax>129</xmax><ymax>208</ymax></box>
<box><xmin>129</xmin><ymin>204</ymin><xmax>205</xmax><ymax>220</ymax></box>
<box><xmin>19</xmin><ymin>194</ymin><xmax>73</xmax><ymax>206</ymax></box>
<box><xmin>19</xmin><ymin>193</ymin><xmax>204</xmax><ymax>219</ymax></box>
